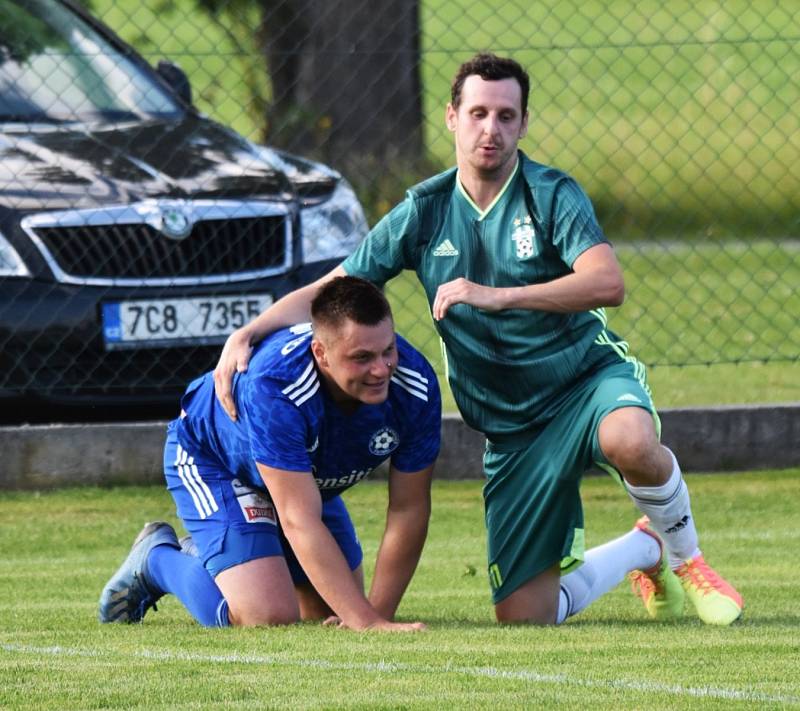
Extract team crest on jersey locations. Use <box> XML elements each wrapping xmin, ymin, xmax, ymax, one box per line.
<box><xmin>511</xmin><ymin>215</ymin><xmax>536</xmax><ymax>259</ymax></box>
<box><xmin>368</xmin><ymin>427</ymin><xmax>399</xmax><ymax>456</ymax></box>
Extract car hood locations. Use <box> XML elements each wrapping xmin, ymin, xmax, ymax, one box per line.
<box><xmin>0</xmin><ymin>114</ymin><xmax>331</xmax><ymax>212</ymax></box>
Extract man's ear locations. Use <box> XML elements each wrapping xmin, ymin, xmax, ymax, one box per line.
<box><xmin>311</xmin><ymin>338</ymin><xmax>328</xmax><ymax>368</ymax></box>
<box><xmin>445</xmin><ymin>102</ymin><xmax>457</xmax><ymax>132</ymax></box>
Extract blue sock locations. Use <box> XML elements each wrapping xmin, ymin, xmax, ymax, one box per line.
<box><xmin>148</xmin><ymin>545</ymin><xmax>229</xmax><ymax>627</ymax></box>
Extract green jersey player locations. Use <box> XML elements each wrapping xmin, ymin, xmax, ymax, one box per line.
<box><xmin>214</xmin><ymin>53</ymin><xmax>743</xmax><ymax>627</ymax></box>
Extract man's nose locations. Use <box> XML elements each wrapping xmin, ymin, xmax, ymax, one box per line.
<box><xmin>372</xmin><ymin>358</ymin><xmax>394</xmax><ymax>376</ymax></box>
<box><xmin>483</xmin><ymin>113</ymin><xmax>500</xmax><ymax>134</ymax></box>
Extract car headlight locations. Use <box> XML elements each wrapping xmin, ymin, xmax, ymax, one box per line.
<box><xmin>0</xmin><ymin>231</ymin><xmax>30</xmax><ymax>277</ymax></box>
<box><xmin>300</xmin><ymin>179</ymin><xmax>369</xmax><ymax>263</ymax></box>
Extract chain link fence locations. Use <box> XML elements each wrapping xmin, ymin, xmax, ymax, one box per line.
<box><xmin>1</xmin><ymin>0</ymin><xmax>798</xmax><ymax>413</ymax></box>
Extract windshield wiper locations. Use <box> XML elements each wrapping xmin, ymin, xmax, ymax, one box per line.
<box><xmin>0</xmin><ymin>114</ymin><xmax>79</xmax><ymax>124</ymax></box>
<box><xmin>88</xmin><ymin>109</ymin><xmax>143</xmax><ymax>121</ymax></box>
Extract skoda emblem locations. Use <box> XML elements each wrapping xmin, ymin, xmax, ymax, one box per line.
<box><xmin>160</xmin><ymin>207</ymin><xmax>192</xmax><ymax>240</ymax></box>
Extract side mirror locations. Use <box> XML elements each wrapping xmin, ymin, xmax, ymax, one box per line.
<box><xmin>156</xmin><ymin>60</ymin><xmax>192</xmax><ymax>106</ymax></box>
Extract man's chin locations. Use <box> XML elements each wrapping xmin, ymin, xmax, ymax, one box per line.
<box><xmin>360</xmin><ymin>386</ymin><xmax>389</xmax><ymax>403</ymax></box>
<box><xmin>474</xmin><ymin>156</ymin><xmax>511</xmax><ymax>177</ymax></box>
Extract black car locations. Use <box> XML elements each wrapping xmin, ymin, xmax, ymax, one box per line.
<box><xmin>0</xmin><ymin>0</ymin><xmax>368</xmax><ymax>419</ymax></box>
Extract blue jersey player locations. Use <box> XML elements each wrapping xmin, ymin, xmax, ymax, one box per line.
<box><xmin>98</xmin><ymin>277</ymin><xmax>441</xmax><ymax>631</ymax></box>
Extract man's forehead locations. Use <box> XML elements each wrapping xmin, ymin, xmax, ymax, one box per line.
<box><xmin>322</xmin><ymin>317</ymin><xmax>395</xmax><ymax>350</ymax></box>
<box><xmin>460</xmin><ymin>75</ymin><xmax>522</xmax><ymax>108</ymax></box>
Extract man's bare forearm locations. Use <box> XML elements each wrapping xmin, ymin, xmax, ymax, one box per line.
<box><xmin>282</xmin><ymin>515</ymin><xmax>384</xmax><ymax>630</ymax></box>
<box><xmin>368</xmin><ymin>505</ymin><xmax>430</xmax><ymax>619</ymax></box>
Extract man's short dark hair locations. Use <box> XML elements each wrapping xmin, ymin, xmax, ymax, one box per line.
<box><xmin>450</xmin><ymin>52</ymin><xmax>530</xmax><ymax>114</ymax></box>
<box><xmin>311</xmin><ymin>276</ymin><xmax>392</xmax><ymax>331</ymax></box>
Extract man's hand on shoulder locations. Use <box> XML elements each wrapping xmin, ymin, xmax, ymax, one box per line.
<box><xmin>213</xmin><ymin>326</ymin><xmax>254</xmax><ymax>420</ymax></box>
<box><xmin>212</xmin><ymin>265</ymin><xmax>347</xmax><ymax>419</ymax></box>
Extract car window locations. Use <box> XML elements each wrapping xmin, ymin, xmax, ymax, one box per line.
<box><xmin>0</xmin><ymin>0</ymin><xmax>182</xmax><ymax>123</ymax></box>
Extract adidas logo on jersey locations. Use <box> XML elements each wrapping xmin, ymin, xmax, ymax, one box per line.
<box><xmin>433</xmin><ymin>239</ymin><xmax>459</xmax><ymax>257</ymax></box>
<box><xmin>616</xmin><ymin>393</ymin><xmax>642</xmax><ymax>403</ymax></box>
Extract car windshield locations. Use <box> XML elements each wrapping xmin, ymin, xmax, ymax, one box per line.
<box><xmin>0</xmin><ymin>0</ymin><xmax>182</xmax><ymax>124</ymax></box>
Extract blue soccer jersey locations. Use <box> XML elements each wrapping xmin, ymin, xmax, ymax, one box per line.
<box><xmin>174</xmin><ymin>324</ymin><xmax>441</xmax><ymax>500</ymax></box>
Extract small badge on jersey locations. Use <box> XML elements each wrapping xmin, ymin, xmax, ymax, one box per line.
<box><xmin>511</xmin><ymin>215</ymin><xmax>537</xmax><ymax>259</ymax></box>
<box><xmin>368</xmin><ymin>427</ymin><xmax>399</xmax><ymax>456</ymax></box>
<box><xmin>231</xmin><ymin>478</ymin><xmax>277</xmax><ymax>524</ymax></box>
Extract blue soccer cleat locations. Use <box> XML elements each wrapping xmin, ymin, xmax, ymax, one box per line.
<box><xmin>98</xmin><ymin>521</ymin><xmax>179</xmax><ymax>623</ymax></box>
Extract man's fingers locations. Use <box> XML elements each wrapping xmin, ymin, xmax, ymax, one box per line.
<box><xmin>232</xmin><ymin>342</ymin><xmax>253</xmax><ymax>374</ymax></box>
<box><xmin>400</xmin><ymin>621</ymin><xmax>427</xmax><ymax>631</ymax></box>
<box><xmin>212</xmin><ymin>336</ymin><xmax>254</xmax><ymax>421</ymax></box>
<box><xmin>362</xmin><ymin>620</ymin><xmax>427</xmax><ymax>632</ymax></box>
<box><xmin>387</xmin><ymin>621</ymin><xmax>427</xmax><ymax>632</ymax></box>
<box><xmin>221</xmin><ymin>393</ymin><xmax>237</xmax><ymax>421</ymax></box>
<box><xmin>433</xmin><ymin>287</ymin><xmax>453</xmax><ymax>321</ymax></box>
<box><xmin>433</xmin><ymin>277</ymin><xmax>472</xmax><ymax>320</ymax></box>
<box><xmin>212</xmin><ymin>364</ymin><xmax>235</xmax><ymax>420</ymax></box>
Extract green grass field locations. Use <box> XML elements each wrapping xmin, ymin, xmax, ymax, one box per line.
<box><xmin>2</xmin><ymin>471</ymin><xmax>799</xmax><ymax>709</ymax></box>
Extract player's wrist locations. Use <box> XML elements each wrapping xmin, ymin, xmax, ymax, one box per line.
<box><xmin>497</xmin><ymin>285</ymin><xmax>520</xmax><ymax>310</ymax></box>
<box><xmin>342</xmin><ymin>604</ymin><xmax>385</xmax><ymax>630</ymax></box>
<box><xmin>367</xmin><ymin>595</ymin><xmax>397</xmax><ymax>621</ymax></box>
<box><xmin>235</xmin><ymin>322</ymin><xmax>257</xmax><ymax>346</ymax></box>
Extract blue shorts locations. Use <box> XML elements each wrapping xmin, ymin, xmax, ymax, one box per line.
<box><xmin>163</xmin><ymin>421</ymin><xmax>363</xmax><ymax>582</ymax></box>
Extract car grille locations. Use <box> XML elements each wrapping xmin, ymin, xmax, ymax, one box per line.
<box><xmin>23</xmin><ymin>200</ymin><xmax>293</xmax><ymax>286</ymax></box>
<box><xmin>35</xmin><ymin>217</ymin><xmax>285</xmax><ymax>278</ymax></box>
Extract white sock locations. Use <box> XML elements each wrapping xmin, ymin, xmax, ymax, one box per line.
<box><xmin>625</xmin><ymin>448</ymin><xmax>701</xmax><ymax>569</ymax></box>
<box><xmin>555</xmin><ymin>528</ymin><xmax>660</xmax><ymax>624</ymax></box>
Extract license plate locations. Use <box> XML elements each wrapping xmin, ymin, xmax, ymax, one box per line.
<box><xmin>102</xmin><ymin>294</ymin><xmax>272</xmax><ymax>349</ymax></box>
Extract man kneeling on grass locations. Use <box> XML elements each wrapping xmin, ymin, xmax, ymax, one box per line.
<box><xmin>98</xmin><ymin>277</ymin><xmax>440</xmax><ymax>631</ymax></box>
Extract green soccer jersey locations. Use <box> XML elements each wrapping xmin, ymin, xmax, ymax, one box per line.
<box><xmin>342</xmin><ymin>151</ymin><xmax>626</xmax><ymax>442</ymax></box>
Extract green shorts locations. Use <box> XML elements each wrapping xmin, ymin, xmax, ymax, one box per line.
<box><xmin>482</xmin><ymin>360</ymin><xmax>659</xmax><ymax>603</ymax></box>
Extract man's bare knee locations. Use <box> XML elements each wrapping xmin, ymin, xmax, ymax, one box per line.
<box><xmin>598</xmin><ymin>408</ymin><xmax>669</xmax><ymax>484</ymax></box>
<box><xmin>493</xmin><ymin>565</ymin><xmax>561</xmax><ymax>625</ymax></box>
<box><xmin>214</xmin><ymin>556</ymin><xmax>300</xmax><ymax>627</ymax></box>
<box><xmin>605</xmin><ymin>433</ymin><xmax>655</xmax><ymax>471</ymax></box>
<box><xmin>227</xmin><ymin>601</ymin><xmax>299</xmax><ymax>627</ymax></box>
<box><xmin>495</xmin><ymin>606</ymin><xmax>555</xmax><ymax>625</ymax></box>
